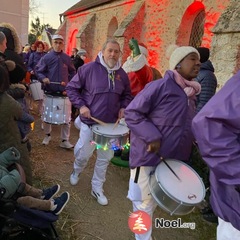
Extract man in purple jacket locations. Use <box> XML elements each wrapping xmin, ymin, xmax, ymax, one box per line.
<box><xmin>125</xmin><ymin>45</ymin><xmax>201</xmax><ymax>240</ymax></box>
<box><xmin>192</xmin><ymin>71</ymin><xmax>240</xmax><ymax>240</ymax></box>
<box><xmin>66</xmin><ymin>39</ymin><xmax>132</xmax><ymax>205</ymax></box>
<box><xmin>35</xmin><ymin>34</ymin><xmax>76</xmax><ymax>149</ymax></box>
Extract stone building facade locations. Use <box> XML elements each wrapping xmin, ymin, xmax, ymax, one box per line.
<box><xmin>58</xmin><ymin>0</ymin><xmax>234</xmax><ymax>83</ymax></box>
<box><xmin>211</xmin><ymin>0</ymin><xmax>240</xmax><ymax>87</ymax></box>
<box><xmin>0</xmin><ymin>0</ymin><xmax>29</xmax><ymax>45</ymax></box>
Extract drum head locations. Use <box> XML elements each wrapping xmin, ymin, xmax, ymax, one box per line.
<box><xmin>92</xmin><ymin>124</ymin><xmax>129</xmax><ymax>137</ymax></box>
<box><xmin>155</xmin><ymin>159</ymin><xmax>205</xmax><ymax>204</ymax></box>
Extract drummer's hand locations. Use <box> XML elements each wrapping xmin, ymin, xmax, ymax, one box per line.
<box><xmin>80</xmin><ymin>106</ymin><xmax>91</xmax><ymax>118</ymax></box>
<box><xmin>61</xmin><ymin>81</ymin><xmax>66</xmax><ymax>86</ymax></box>
<box><xmin>42</xmin><ymin>78</ymin><xmax>50</xmax><ymax>84</ymax></box>
<box><xmin>147</xmin><ymin>140</ymin><xmax>161</xmax><ymax>153</ymax></box>
<box><xmin>118</xmin><ymin>108</ymin><xmax>125</xmax><ymax>119</ymax></box>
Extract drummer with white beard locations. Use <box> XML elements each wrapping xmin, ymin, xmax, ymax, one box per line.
<box><xmin>124</xmin><ymin>45</ymin><xmax>201</xmax><ymax>240</ymax></box>
<box><xmin>66</xmin><ymin>39</ymin><xmax>132</xmax><ymax>206</ymax></box>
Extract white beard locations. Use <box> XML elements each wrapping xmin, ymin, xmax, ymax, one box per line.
<box><xmin>105</xmin><ymin>59</ymin><xmax>117</xmax><ymax>69</ymax></box>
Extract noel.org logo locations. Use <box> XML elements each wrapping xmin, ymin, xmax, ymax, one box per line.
<box><xmin>128</xmin><ymin>210</ymin><xmax>151</xmax><ymax>234</ymax></box>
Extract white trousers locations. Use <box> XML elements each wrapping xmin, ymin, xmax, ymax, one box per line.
<box><xmin>128</xmin><ymin>166</ymin><xmax>158</xmax><ymax>240</ymax></box>
<box><xmin>44</xmin><ymin>122</ymin><xmax>71</xmax><ymax>140</ymax></box>
<box><xmin>217</xmin><ymin>217</ymin><xmax>240</xmax><ymax>240</ymax></box>
<box><xmin>73</xmin><ymin>122</ymin><xmax>114</xmax><ymax>192</ymax></box>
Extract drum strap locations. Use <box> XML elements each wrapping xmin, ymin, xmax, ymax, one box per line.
<box><xmin>134</xmin><ymin>167</ymin><xmax>140</xmax><ymax>183</ymax></box>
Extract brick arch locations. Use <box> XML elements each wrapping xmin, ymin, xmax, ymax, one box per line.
<box><xmin>176</xmin><ymin>2</ymin><xmax>205</xmax><ymax>46</ymax></box>
<box><xmin>67</xmin><ymin>29</ymin><xmax>78</xmax><ymax>55</ymax></box>
<box><xmin>107</xmin><ymin>17</ymin><xmax>118</xmax><ymax>39</ymax></box>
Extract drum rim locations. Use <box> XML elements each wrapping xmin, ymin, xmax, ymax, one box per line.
<box><xmin>148</xmin><ymin>175</ymin><xmax>195</xmax><ymax>215</ymax></box>
<box><xmin>91</xmin><ymin>124</ymin><xmax>129</xmax><ymax>136</ymax></box>
<box><xmin>43</xmin><ymin>94</ymin><xmax>69</xmax><ymax>99</ymax></box>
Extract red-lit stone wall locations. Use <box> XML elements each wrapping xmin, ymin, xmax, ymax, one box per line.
<box><xmin>63</xmin><ymin>0</ymin><xmax>230</xmax><ymax>74</ymax></box>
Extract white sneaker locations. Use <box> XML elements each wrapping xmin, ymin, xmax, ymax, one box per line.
<box><xmin>70</xmin><ymin>171</ymin><xmax>80</xmax><ymax>185</ymax></box>
<box><xmin>60</xmin><ymin>140</ymin><xmax>74</xmax><ymax>149</ymax></box>
<box><xmin>42</xmin><ymin>135</ymin><xmax>51</xmax><ymax>145</ymax></box>
<box><xmin>91</xmin><ymin>190</ymin><xmax>108</xmax><ymax>206</ymax></box>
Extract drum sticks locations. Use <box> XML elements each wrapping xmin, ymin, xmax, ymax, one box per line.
<box><xmin>113</xmin><ymin>118</ymin><xmax>120</xmax><ymax>130</ymax></box>
<box><xmin>162</xmin><ymin>159</ymin><xmax>181</xmax><ymax>181</ymax></box>
<box><xmin>90</xmin><ymin>117</ymin><xmax>107</xmax><ymax>126</ymax></box>
<box><xmin>157</xmin><ymin>154</ymin><xmax>181</xmax><ymax>181</ymax></box>
<box><xmin>50</xmin><ymin>82</ymin><xmax>66</xmax><ymax>86</ymax></box>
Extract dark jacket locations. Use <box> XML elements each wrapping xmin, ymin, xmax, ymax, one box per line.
<box><xmin>0</xmin><ymin>92</ymin><xmax>32</xmax><ymax>184</ymax></box>
<box><xmin>8</xmin><ymin>84</ymin><xmax>34</xmax><ymax>138</ymax></box>
<box><xmin>72</xmin><ymin>55</ymin><xmax>84</xmax><ymax>70</ymax></box>
<box><xmin>195</xmin><ymin>60</ymin><xmax>217</xmax><ymax>112</ymax></box>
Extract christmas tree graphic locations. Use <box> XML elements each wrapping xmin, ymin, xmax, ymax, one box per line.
<box><xmin>132</xmin><ymin>212</ymin><xmax>148</xmax><ymax>232</ymax></box>
<box><xmin>128</xmin><ymin>211</ymin><xmax>151</xmax><ymax>234</ymax></box>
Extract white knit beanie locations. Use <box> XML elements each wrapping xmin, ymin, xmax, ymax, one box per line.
<box><xmin>168</xmin><ymin>45</ymin><xmax>200</xmax><ymax>70</ymax></box>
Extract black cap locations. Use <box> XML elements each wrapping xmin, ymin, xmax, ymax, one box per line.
<box><xmin>197</xmin><ymin>47</ymin><xmax>210</xmax><ymax>63</ymax></box>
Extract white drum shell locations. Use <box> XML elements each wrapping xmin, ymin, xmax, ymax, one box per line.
<box><xmin>149</xmin><ymin>159</ymin><xmax>205</xmax><ymax>215</ymax></box>
<box><xmin>41</xmin><ymin>95</ymin><xmax>71</xmax><ymax>125</ymax></box>
<box><xmin>92</xmin><ymin>124</ymin><xmax>129</xmax><ymax>149</ymax></box>
<box><xmin>29</xmin><ymin>81</ymin><xmax>43</xmax><ymax>100</ymax></box>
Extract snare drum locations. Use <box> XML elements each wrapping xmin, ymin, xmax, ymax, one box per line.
<box><xmin>91</xmin><ymin>123</ymin><xmax>129</xmax><ymax>150</ymax></box>
<box><xmin>29</xmin><ymin>80</ymin><xmax>44</xmax><ymax>100</ymax></box>
<box><xmin>149</xmin><ymin>159</ymin><xmax>205</xmax><ymax>215</ymax></box>
<box><xmin>41</xmin><ymin>94</ymin><xmax>71</xmax><ymax>124</ymax></box>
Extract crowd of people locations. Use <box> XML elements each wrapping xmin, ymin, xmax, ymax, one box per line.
<box><xmin>2</xmin><ymin>20</ymin><xmax>240</xmax><ymax>240</ymax></box>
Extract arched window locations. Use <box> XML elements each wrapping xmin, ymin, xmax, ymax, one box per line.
<box><xmin>67</xmin><ymin>29</ymin><xmax>78</xmax><ymax>55</ymax></box>
<box><xmin>189</xmin><ymin>10</ymin><xmax>205</xmax><ymax>48</ymax></box>
<box><xmin>107</xmin><ymin>17</ymin><xmax>118</xmax><ymax>38</ymax></box>
<box><xmin>176</xmin><ymin>2</ymin><xmax>205</xmax><ymax>47</ymax></box>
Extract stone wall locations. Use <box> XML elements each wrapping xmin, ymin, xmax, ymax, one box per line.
<box><xmin>62</xmin><ymin>0</ymin><xmax>230</xmax><ymax>75</ymax></box>
<box><xmin>211</xmin><ymin>0</ymin><xmax>240</xmax><ymax>87</ymax></box>
<box><xmin>211</xmin><ymin>33</ymin><xmax>240</xmax><ymax>88</ymax></box>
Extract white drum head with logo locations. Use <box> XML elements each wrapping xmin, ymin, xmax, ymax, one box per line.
<box><xmin>156</xmin><ymin>159</ymin><xmax>205</xmax><ymax>204</ymax></box>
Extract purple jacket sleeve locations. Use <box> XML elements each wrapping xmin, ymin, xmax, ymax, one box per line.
<box><xmin>192</xmin><ymin>71</ymin><xmax>240</xmax><ymax>185</ymax></box>
<box><xmin>35</xmin><ymin>57</ymin><xmax>47</xmax><ymax>82</ymax></box>
<box><xmin>66</xmin><ymin>67</ymin><xmax>87</xmax><ymax>109</ymax></box>
<box><xmin>125</xmin><ymin>82</ymin><xmax>163</xmax><ymax>144</ymax></box>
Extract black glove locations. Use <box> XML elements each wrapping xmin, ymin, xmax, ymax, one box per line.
<box><xmin>129</xmin><ymin>38</ymin><xmax>141</xmax><ymax>58</ymax></box>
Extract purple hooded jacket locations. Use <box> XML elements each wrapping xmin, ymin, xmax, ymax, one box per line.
<box><xmin>66</xmin><ymin>56</ymin><xmax>132</xmax><ymax>125</ymax></box>
<box><xmin>124</xmin><ymin>70</ymin><xmax>196</xmax><ymax>168</ymax></box>
<box><xmin>192</xmin><ymin>70</ymin><xmax>240</xmax><ymax>231</ymax></box>
<box><xmin>35</xmin><ymin>50</ymin><xmax>76</xmax><ymax>93</ymax></box>
<box><xmin>27</xmin><ymin>51</ymin><xmax>45</xmax><ymax>73</ymax></box>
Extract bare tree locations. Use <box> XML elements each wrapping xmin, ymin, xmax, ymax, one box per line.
<box><xmin>29</xmin><ymin>0</ymin><xmax>40</xmax><ymax>15</ymax></box>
